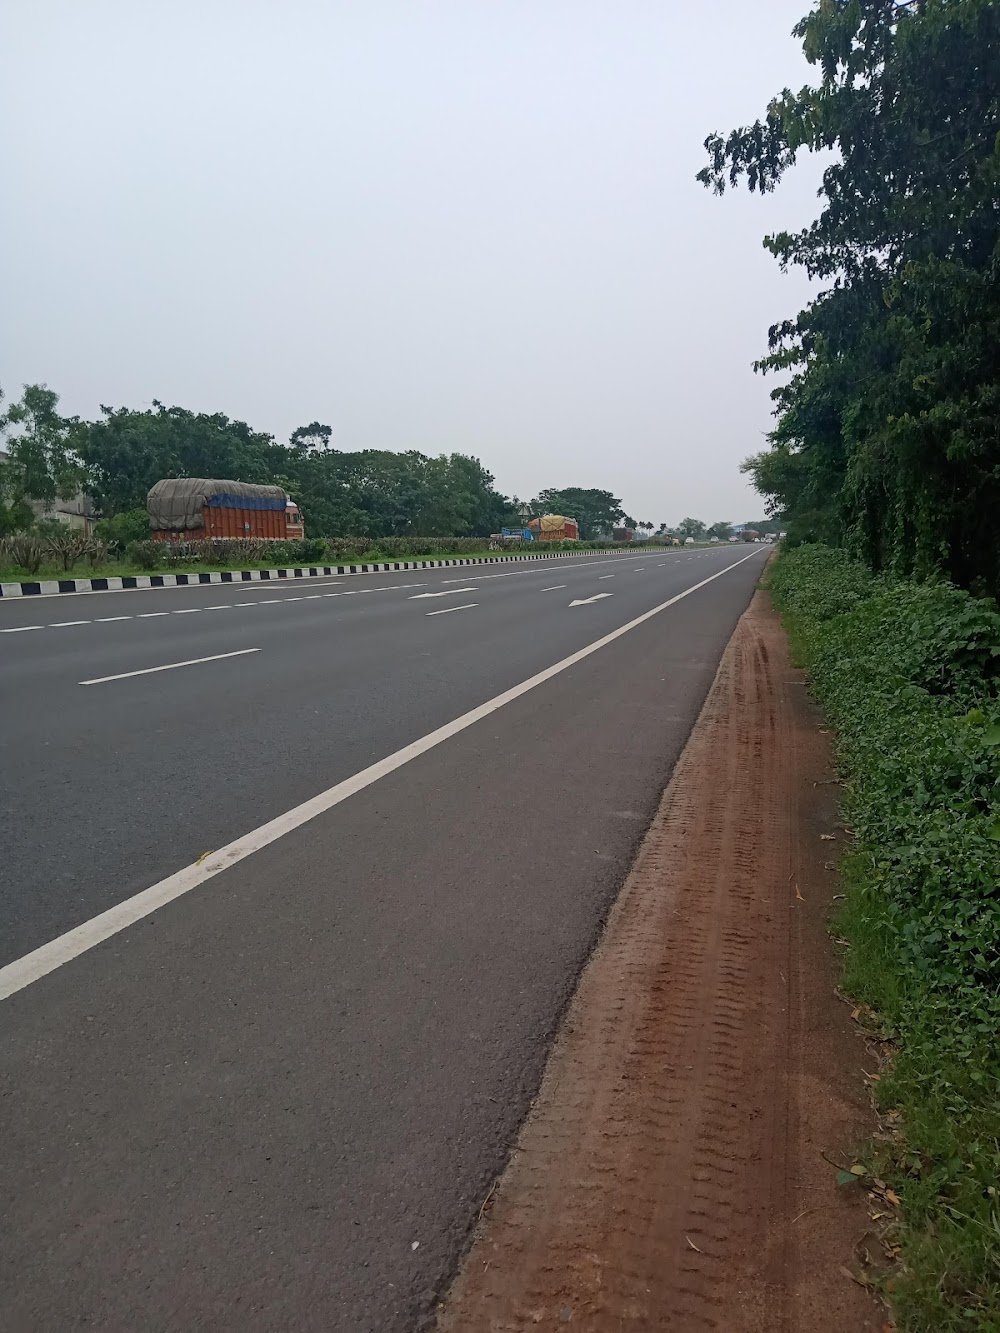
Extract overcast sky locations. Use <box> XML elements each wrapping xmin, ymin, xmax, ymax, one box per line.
<box><xmin>2</xmin><ymin>1</ymin><xmax>824</xmax><ymax>525</ymax></box>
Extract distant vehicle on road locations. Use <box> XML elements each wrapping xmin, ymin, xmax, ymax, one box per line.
<box><xmin>527</xmin><ymin>514</ymin><xmax>580</xmax><ymax>542</ymax></box>
<box><xmin>148</xmin><ymin>478</ymin><xmax>304</xmax><ymax>542</ymax></box>
<box><xmin>612</xmin><ymin>527</ymin><xmax>635</xmax><ymax>544</ymax></box>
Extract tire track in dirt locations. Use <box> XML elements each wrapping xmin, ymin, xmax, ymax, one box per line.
<box><xmin>437</xmin><ymin>591</ymin><xmax>880</xmax><ymax>1332</ymax></box>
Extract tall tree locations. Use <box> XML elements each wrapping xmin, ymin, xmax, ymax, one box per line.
<box><xmin>700</xmin><ymin>0</ymin><xmax>1000</xmax><ymax>589</ymax></box>
<box><xmin>532</xmin><ymin>487</ymin><xmax>625</xmax><ymax>540</ymax></box>
<box><xmin>289</xmin><ymin>422</ymin><xmax>332</xmax><ymax>451</ymax></box>
<box><xmin>0</xmin><ymin>384</ymin><xmax>85</xmax><ymax>533</ymax></box>
<box><xmin>73</xmin><ymin>402</ymin><xmax>284</xmax><ymax>515</ymax></box>
<box><xmin>678</xmin><ymin>516</ymin><xmax>707</xmax><ymax>539</ymax></box>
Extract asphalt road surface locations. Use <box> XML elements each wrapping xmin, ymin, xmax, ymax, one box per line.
<box><xmin>0</xmin><ymin>544</ymin><xmax>769</xmax><ymax>1331</ymax></box>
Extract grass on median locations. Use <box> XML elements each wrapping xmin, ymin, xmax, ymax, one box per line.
<box><xmin>768</xmin><ymin>544</ymin><xmax>1000</xmax><ymax>1330</ymax></box>
<box><xmin>0</xmin><ymin>541</ymin><xmax>717</xmax><ymax>585</ymax></box>
<box><xmin>0</xmin><ymin>547</ymin><xmax>585</xmax><ymax>583</ymax></box>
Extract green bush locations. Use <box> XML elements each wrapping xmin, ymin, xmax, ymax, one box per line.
<box><xmin>770</xmin><ymin>545</ymin><xmax>1000</xmax><ymax>1328</ymax></box>
<box><xmin>94</xmin><ymin>508</ymin><xmax>149</xmax><ymax>553</ymax></box>
<box><xmin>124</xmin><ymin>539</ymin><xmax>162</xmax><ymax>570</ymax></box>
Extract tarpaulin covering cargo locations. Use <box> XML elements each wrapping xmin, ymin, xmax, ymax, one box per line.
<box><xmin>528</xmin><ymin>514</ymin><xmax>580</xmax><ymax>540</ymax></box>
<box><xmin>147</xmin><ymin>479</ymin><xmax>289</xmax><ymax>532</ymax></box>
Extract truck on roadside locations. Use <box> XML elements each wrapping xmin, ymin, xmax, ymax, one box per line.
<box><xmin>527</xmin><ymin>514</ymin><xmax>580</xmax><ymax>542</ymax></box>
<box><xmin>147</xmin><ymin>478</ymin><xmax>304</xmax><ymax>542</ymax></box>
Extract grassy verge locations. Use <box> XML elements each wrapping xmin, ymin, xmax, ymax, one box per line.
<box><xmin>769</xmin><ymin>545</ymin><xmax>1000</xmax><ymax>1330</ymax></box>
<box><xmin>0</xmin><ymin>541</ymin><xmax>719</xmax><ymax>584</ymax></box>
<box><xmin>0</xmin><ymin>546</ymin><xmax>607</xmax><ymax>583</ymax></box>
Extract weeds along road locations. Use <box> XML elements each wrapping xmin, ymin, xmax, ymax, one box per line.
<box><xmin>0</xmin><ymin>544</ymin><xmax>768</xmax><ymax>1332</ymax></box>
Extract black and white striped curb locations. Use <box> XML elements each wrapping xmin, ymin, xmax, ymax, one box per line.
<box><xmin>0</xmin><ymin>548</ymin><xmax>637</xmax><ymax>599</ymax></box>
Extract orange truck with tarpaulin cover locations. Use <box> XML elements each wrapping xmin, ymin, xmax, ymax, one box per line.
<box><xmin>527</xmin><ymin>514</ymin><xmax>580</xmax><ymax>541</ymax></box>
<box><xmin>147</xmin><ymin>479</ymin><xmax>304</xmax><ymax>541</ymax></box>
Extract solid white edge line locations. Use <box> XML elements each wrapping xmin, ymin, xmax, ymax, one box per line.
<box><xmin>0</xmin><ymin>550</ymin><xmax>762</xmax><ymax>1002</ymax></box>
<box><xmin>426</xmin><ymin>603</ymin><xmax>478</xmax><ymax>616</ymax></box>
<box><xmin>79</xmin><ymin>648</ymin><xmax>260</xmax><ymax>686</ymax></box>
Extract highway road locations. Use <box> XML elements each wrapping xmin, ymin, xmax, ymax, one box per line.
<box><xmin>0</xmin><ymin>543</ymin><xmax>769</xmax><ymax>1331</ymax></box>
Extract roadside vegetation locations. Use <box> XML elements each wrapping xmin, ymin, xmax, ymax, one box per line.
<box><xmin>0</xmin><ymin>386</ymin><xmax>760</xmax><ymax>570</ymax></box>
<box><xmin>0</xmin><ymin>533</ymin><xmax>713</xmax><ymax>584</ymax></box>
<box><xmin>770</xmin><ymin>546</ymin><xmax>1000</xmax><ymax>1328</ymax></box>
<box><xmin>701</xmin><ymin>0</ymin><xmax>1000</xmax><ymax>1325</ymax></box>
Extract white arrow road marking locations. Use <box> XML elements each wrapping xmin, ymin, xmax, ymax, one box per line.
<box><xmin>409</xmin><ymin>587</ymin><xmax>477</xmax><ymax>599</ymax></box>
<box><xmin>426</xmin><ymin>603</ymin><xmax>477</xmax><ymax>616</ymax></box>
<box><xmin>569</xmin><ymin>593</ymin><xmax>615</xmax><ymax>606</ymax></box>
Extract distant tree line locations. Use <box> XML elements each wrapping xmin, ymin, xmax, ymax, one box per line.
<box><xmin>0</xmin><ymin>385</ymin><xmax>653</xmax><ymax>542</ymax></box>
<box><xmin>700</xmin><ymin>0</ymin><xmax>1000</xmax><ymax>593</ymax></box>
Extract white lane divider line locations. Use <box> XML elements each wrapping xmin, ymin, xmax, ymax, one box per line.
<box><xmin>539</xmin><ymin>585</ymin><xmax>567</xmax><ymax>592</ymax></box>
<box><xmin>426</xmin><ymin>603</ymin><xmax>477</xmax><ymax>617</ymax></box>
<box><xmin>50</xmin><ymin>620</ymin><xmax>92</xmax><ymax>627</ymax></box>
<box><xmin>598</xmin><ymin>575</ymin><xmax>615</xmax><ymax>580</ymax></box>
<box><xmin>633</xmin><ymin>568</ymin><xmax>645</xmax><ymax>572</ymax></box>
<box><xmin>203</xmin><ymin>605</ymin><xmax>233</xmax><ymax>611</ymax></box>
<box><xmin>79</xmin><ymin>648</ymin><xmax>260</xmax><ymax>687</ymax></box>
<box><xmin>409</xmin><ymin>588</ymin><xmax>477</xmax><ymax>600</ymax></box>
<box><xmin>256</xmin><ymin>599</ymin><xmax>282</xmax><ymax>605</ymax></box>
<box><xmin>138</xmin><ymin>611</ymin><xmax>169</xmax><ymax>618</ymax></box>
<box><xmin>96</xmin><ymin>615</ymin><xmax>133</xmax><ymax>623</ymax></box>
<box><xmin>0</xmin><ymin>550</ymin><xmax>763</xmax><ymax>1002</ymax></box>
<box><xmin>172</xmin><ymin>608</ymin><xmax>201</xmax><ymax>615</ymax></box>
<box><xmin>1</xmin><ymin>625</ymin><xmax>43</xmax><ymax>632</ymax></box>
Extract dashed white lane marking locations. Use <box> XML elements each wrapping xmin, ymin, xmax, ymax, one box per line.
<box><xmin>409</xmin><ymin>588</ymin><xmax>477</xmax><ymax>600</ymax></box>
<box><xmin>50</xmin><ymin>620</ymin><xmax>91</xmax><ymax>627</ymax></box>
<box><xmin>426</xmin><ymin>603</ymin><xmax>477</xmax><ymax>616</ymax></box>
<box><xmin>633</xmin><ymin>567</ymin><xmax>645</xmax><ymax>572</ymax></box>
<box><xmin>204</xmin><ymin>605</ymin><xmax>232</xmax><ymax>611</ymax></box>
<box><xmin>539</xmin><ymin>585</ymin><xmax>567</xmax><ymax>592</ymax></box>
<box><xmin>172</xmin><ymin>608</ymin><xmax>201</xmax><ymax>614</ymax></box>
<box><xmin>598</xmin><ymin>575</ymin><xmax>615</xmax><ymax>580</ymax></box>
<box><xmin>0</xmin><ymin>549</ymin><xmax>763</xmax><ymax>1003</ymax></box>
<box><xmin>138</xmin><ymin>612</ymin><xmax>169</xmax><ymax>618</ymax></box>
<box><xmin>1</xmin><ymin>625</ymin><xmax>42</xmax><ymax>632</ymax></box>
<box><xmin>79</xmin><ymin>648</ymin><xmax>260</xmax><ymax>686</ymax></box>
<box><xmin>96</xmin><ymin>615</ymin><xmax>132</xmax><ymax>623</ymax></box>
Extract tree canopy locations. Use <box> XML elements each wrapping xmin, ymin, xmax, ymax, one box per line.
<box><xmin>701</xmin><ymin>0</ymin><xmax>1000</xmax><ymax>591</ymax></box>
<box><xmin>0</xmin><ymin>385</ymin><xmax>86</xmax><ymax>535</ymax></box>
<box><xmin>531</xmin><ymin>487</ymin><xmax>626</xmax><ymax>540</ymax></box>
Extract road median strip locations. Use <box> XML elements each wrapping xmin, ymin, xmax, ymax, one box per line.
<box><xmin>0</xmin><ymin>547</ymin><xmax>642</xmax><ymax>600</ymax></box>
